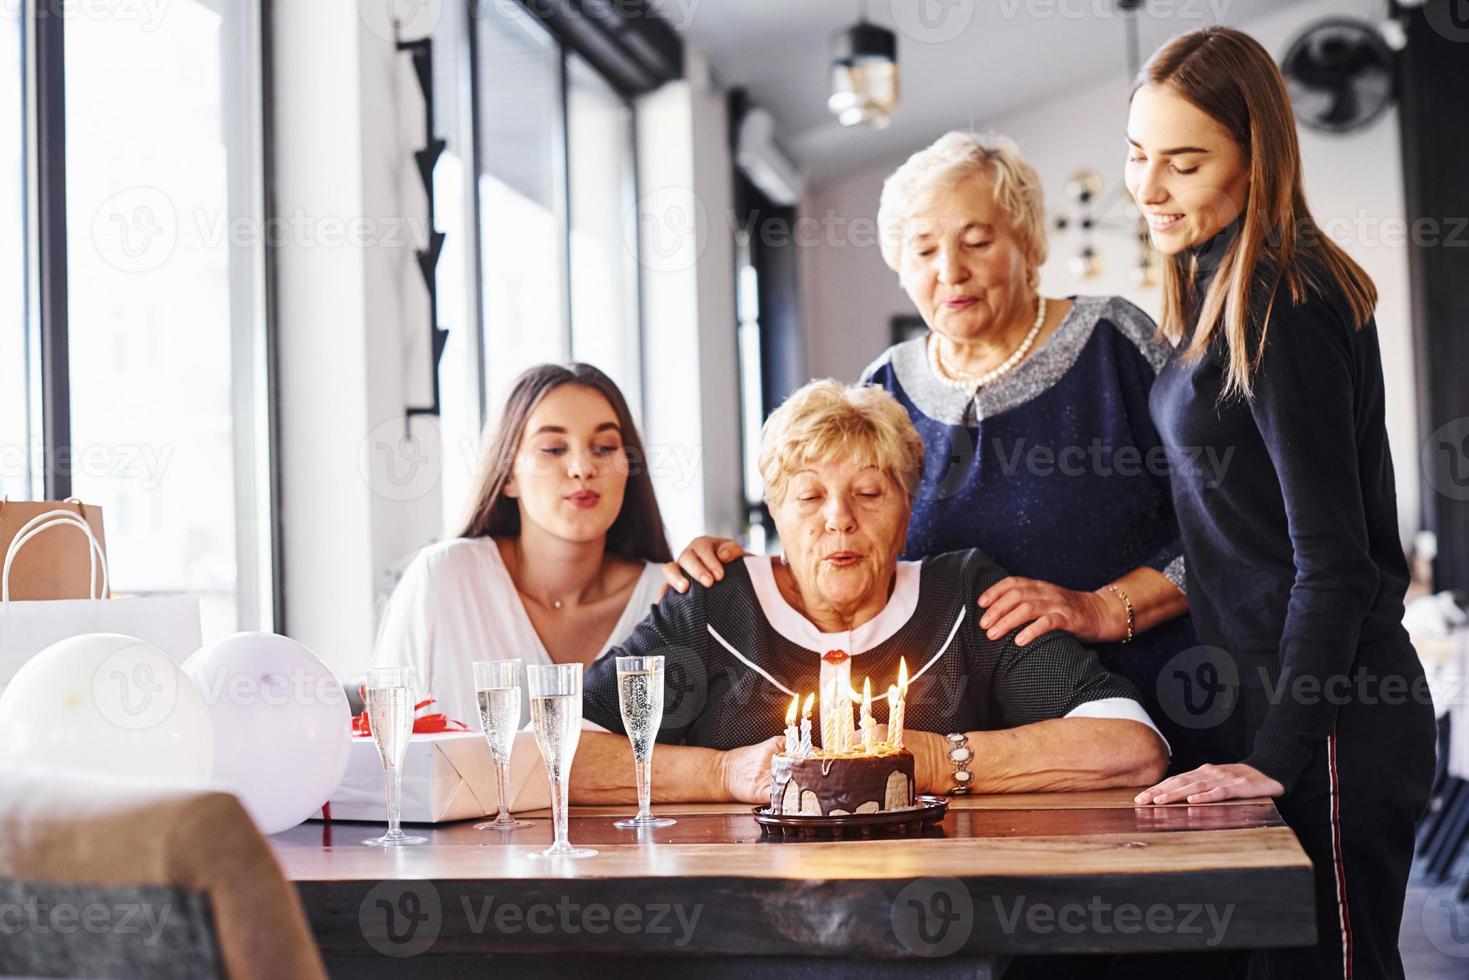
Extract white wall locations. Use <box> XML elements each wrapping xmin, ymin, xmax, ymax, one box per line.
<box><xmin>799</xmin><ymin>0</ymin><xmax>1420</xmax><ymax>546</ymax></box>
<box><xmin>272</xmin><ymin>0</ymin><xmax>446</xmax><ymax>679</ymax></box>
<box><xmin>636</xmin><ymin>50</ymin><xmax>744</xmax><ymax>552</ymax></box>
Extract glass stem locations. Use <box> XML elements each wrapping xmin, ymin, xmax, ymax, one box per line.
<box><xmin>386</xmin><ymin>765</ymin><xmax>402</xmax><ymax>837</ymax></box>
<box><xmin>495</xmin><ymin>758</ymin><xmax>512</xmax><ymax>821</ymax></box>
<box><xmin>635</xmin><ymin>756</ymin><xmax>653</xmax><ymax>819</ymax></box>
<box><xmin>550</xmin><ymin>773</ymin><xmax>570</xmax><ymax>850</ymax></box>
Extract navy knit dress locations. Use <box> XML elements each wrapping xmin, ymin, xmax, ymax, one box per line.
<box><xmin>862</xmin><ymin>295</ymin><xmax>1206</xmax><ymax>770</ymax></box>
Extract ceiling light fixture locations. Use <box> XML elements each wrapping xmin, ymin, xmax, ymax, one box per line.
<box><xmin>827</xmin><ymin>20</ymin><xmax>898</xmax><ymax>129</ymax></box>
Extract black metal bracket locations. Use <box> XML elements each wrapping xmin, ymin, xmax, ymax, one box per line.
<box><xmin>396</xmin><ymin>33</ymin><xmax>450</xmax><ymax>424</ymax></box>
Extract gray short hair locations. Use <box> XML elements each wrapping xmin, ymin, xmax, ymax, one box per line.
<box><xmin>877</xmin><ymin>131</ymin><xmax>1048</xmax><ymax>286</ymax></box>
<box><xmin>759</xmin><ymin>380</ymin><xmax>925</xmax><ymax>506</ymax></box>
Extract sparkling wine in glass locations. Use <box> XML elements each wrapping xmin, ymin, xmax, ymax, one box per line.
<box><xmin>362</xmin><ymin>666</ymin><xmax>427</xmax><ymax>846</ymax></box>
<box><xmin>473</xmin><ymin>659</ymin><xmax>533</xmax><ymax>831</ymax></box>
<box><xmin>526</xmin><ymin>663</ymin><xmax>596</xmax><ymax>859</ymax></box>
<box><xmin>613</xmin><ymin>655</ymin><xmax>675</xmax><ymax>830</ymax></box>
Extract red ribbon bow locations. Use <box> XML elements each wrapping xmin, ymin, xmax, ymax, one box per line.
<box><xmin>822</xmin><ymin>649</ymin><xmax>850</xmax><ymax>665</ymax></box>
<box><xmin>351</xmin><ymin>684</ymin><xmax>471</xmax><ymax>737</ymax></box>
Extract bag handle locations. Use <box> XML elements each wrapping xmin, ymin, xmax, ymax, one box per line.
<box><xmin>5</xmin><ymin>509</ymin><xmax>103</xmax><ymax>586</ymax></box>
<box><xmin>2</xmin><ymin>510</ymin><xmax>110</xmax><ymax>603</ymax></box>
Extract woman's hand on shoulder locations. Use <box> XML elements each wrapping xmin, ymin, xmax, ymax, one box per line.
<box><xmin>976</xmin><ymin>576</ymin><xmax>1120</xmax><ymax>646</ymax></box>
<box><xmin>661</xmin><ymin>536</ymin><xmax>749</xmax><ymax>595</ymax></box>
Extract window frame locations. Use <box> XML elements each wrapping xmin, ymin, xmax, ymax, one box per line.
<box><xmin>21</xmin><ymin>0</ymin><xmax>279</xmax><ymax>632</ymax></box>
<box><xmin>467</xmin><ymin>0</ymin><xmax>648</xmax><ymax>423</ymax></box>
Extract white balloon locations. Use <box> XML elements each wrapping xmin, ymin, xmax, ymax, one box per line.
<box><xmin>0</xmin><ymin>633</ymin><xmax>213</xmax><ymax>781</ymax></box>
<box><xmin>184</xmin><ymin>632</ymin><xmax>351</xmax><ymax>835</ymax></box>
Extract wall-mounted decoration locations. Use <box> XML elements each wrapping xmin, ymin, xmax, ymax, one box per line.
<box><xmin>397</xmin><ymin>31</ymin><xmax>450</xmax><ymax>422</ymax></box>
<box><xmin>1052</xmin><ymin>169</ymin><xmax>1158</xmax><ymax>287</ymax></box>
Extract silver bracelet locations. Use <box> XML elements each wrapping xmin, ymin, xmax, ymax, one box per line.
<box><xmin>946</xmin><ymin>732</ymin><xmax>974</xmax><ymax>795</ymax></box>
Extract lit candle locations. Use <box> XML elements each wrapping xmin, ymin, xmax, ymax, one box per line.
<box><xmin>799</xmin><ymin>694</ymin><xmax>814</xmax><ymax>756</ymax></box>
<box><xmin>784</xmin><ymin>693</ymin><xmax>800</xmax><ymax>756</ymax></box>
<box><xmin>819</xmin><ymin>664</ymin><xmax>840</xmax><ymax>752</ymax></box>
<box><xmin>831</xmin><ymin>687</ymin><xmax>845</xmax><ymax>754</ymax></box>
<box><xmin>891</xmin><ymin>657</ymin><xmax>908</xmax><ymax>749</ymax></box>
<box><xmin>840</xmin><ymin>685</ymin><xmax>856</xmax><ymax>754</ymax></box>
<box><xmin>859</xmin><ymin>677</ymin><xmax>875</xmax><ymax>753</ymax></box>
<box><xmin>886</xmin><ymin>685</ymin><xmax>899</xmax><ymax>748</ymax></box>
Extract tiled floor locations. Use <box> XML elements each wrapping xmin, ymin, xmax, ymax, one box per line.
<box><xmin>1400</xmin><ymin>860</ymin><xmax>1469</xmax><ymax>977</ymax></box>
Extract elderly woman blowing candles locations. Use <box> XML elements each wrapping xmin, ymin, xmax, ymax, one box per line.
<box><xmin>670</xmin><ymin>132</ymin><xmax>1206</xmax><ymax>772</ymax></box>
<box><xmin>567</xmin><ymin>381</ymin><xmax>1169</xmax><ymax>804</ymax></box>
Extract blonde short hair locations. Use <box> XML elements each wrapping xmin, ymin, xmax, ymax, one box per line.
<box><xmin>759</xmin><ymin>380</ymin><xmax>925</xmax><ymax>506</ymax></box>
<box><xmin>877</xmin><ymin>131</ymin><xmax>1048</xmax><ymax>286</ymax></box>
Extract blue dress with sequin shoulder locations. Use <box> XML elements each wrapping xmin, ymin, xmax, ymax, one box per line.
<box><xmin>862</xmin><ymin>294</ymin><xmax>1206</xmax><ymax>771</ymax></box>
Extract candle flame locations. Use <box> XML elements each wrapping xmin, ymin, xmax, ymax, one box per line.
<box><xmin>801</xmin><ymin>693</ymin><xmax>815</xmax><ymax>718</ymax></box>
<box><xmin>887</xmin><ymin>684</ymin><xmax>899</xmax><ymax>710</ymax></box>
<box><xmin>862</xmin><ymin>676</ymin><xmax>872</xmax><ymax>704</ymax></box>
<box><xmin>785</xmin><ymin>692</ymin><xmax>799</xmax><ymax>726</ymax></box>
<box><xmin>898</xmin><ymin>657</ymin><xmax>909</xmax><ymax>693</ymax></box>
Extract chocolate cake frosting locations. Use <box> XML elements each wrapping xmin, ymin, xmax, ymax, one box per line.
<box><xmin>768</xmin><ymin>748</ymin><xmax>916</xmax><ymax>816</ymax></box>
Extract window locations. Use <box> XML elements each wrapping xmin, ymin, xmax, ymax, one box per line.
<box><xmin>472</xmin><ymin>6</ymin><xmax>642</xmax><ymax>414</ymax></box>
<box><xmin>61</xmin><ymin>2</ymin><xmax>271</xmax><ymax>639</ymax></box>
<box><xmin>735</xmin><ymin>235</ymin><xmax>767</xmax><ymax>553</ymax></box>
<box><xmin>567</xmin><ymin>54</ymin><xmax>640</xmax><ymax>409</ymax></box>
<box><xmin>1</xmin><ymin>7</ymin><xmax>26</xmax><ymax>501</ymax></box>
<box><xmin>475</xmin><ymin>2</ymin><xmax>567</xmax><ymax>408</ymax></box>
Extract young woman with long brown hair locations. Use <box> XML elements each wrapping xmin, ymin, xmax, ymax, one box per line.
<box><xmin>1127</xmin><ymin>26</ymin><xmax>1434</xmax><ymax>978</ymax></box>
<box><xmin>373</xmin><ymin>363</ymin><xmax>673</xmax><ymax>729</ymax></box>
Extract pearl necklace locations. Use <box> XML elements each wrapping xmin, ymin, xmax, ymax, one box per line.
<box><xmin>928</xmin><ymin>295</ymin><xmax>1047</xmax><ymax>392</ymax></box>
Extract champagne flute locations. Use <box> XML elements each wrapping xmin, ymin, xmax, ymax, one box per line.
<box><xmin>473</xmin><ymin>659</ymin><xmax>533</xmax><ymax>831</ymax></box>
<box><xmin>525</xmin><ymin>663</ymin><xmax>597</xmax><ymax>859</ymax></box>
<box><xmin>612</xmin><ymin>655</ymin><xmax>675</xmax><ymax>830</ymax></box>
<box><xmin>362</xmin><ymin>666</ymin><xmax>428</xmax><ymax>847</ymax></box>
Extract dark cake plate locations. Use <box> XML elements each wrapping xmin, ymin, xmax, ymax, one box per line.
<box><xmin>752</xmin><ymin>795</ymin><xmax>949</xmax><ymax>840</ymax></box>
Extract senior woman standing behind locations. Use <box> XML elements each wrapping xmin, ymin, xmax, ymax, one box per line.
<box><xmin>674</xmin><ymin>133</ymin><xmax>1206</xmax><ymax>770</ymax></box>
<box><xmin>568</xmin><ymin>381</ymin><xmax>1168</xmax><ymax>805</ymax></box>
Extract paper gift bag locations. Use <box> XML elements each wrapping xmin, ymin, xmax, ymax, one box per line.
<box><xmin>325</xmin><ymin>730</ymin><xmax>552</xmax><ymax>823</ymax></box>
<box><xmin>0</xmin><ymin>509</ymin><xmax>201</xmax><ymax>688</ymax></box>
<box><xmin>0</xmin><ymin>500</ymin><xmax>109</xmax><ymax>600</ymax></box>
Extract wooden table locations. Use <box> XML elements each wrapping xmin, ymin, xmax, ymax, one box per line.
<box><xmin>271</xmin><ymin>791</ymin><xmax>1315</xmax><ymax>979</ymax></box>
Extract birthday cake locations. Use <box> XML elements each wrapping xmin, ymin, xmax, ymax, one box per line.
<box><xmin>769</xmin><ymin>747</ymin><xmax>916</xmax><ymax>816</ymax></box>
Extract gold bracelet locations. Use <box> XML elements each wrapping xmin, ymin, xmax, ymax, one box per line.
<box><xmin>1105</xmin><ymin>583</ymin><xmax>1135</xmax><ymax>644</ymax></box>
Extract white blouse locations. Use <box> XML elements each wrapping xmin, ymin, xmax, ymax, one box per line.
<box><xmin>372</xmin><ymin>537</ymin><xmax>665</xmax><ymax>813</ymax></box>
<box><xmin>374</xmin><ymin>536</ymin><xmax>666</xmax><ymax>726</ymax></box>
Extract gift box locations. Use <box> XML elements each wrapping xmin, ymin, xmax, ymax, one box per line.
<box><xmin>324</xmin><ymin>730</ymin><xmax>551</xmax><ymax>824</ymax></box>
